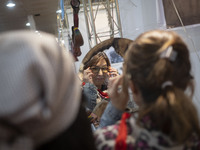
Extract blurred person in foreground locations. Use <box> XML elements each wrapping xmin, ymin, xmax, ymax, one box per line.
<box><xmin>0</xmin><ymin>30</ymin><xmax>96</xmax><ymax>150</ymax></box>
<box><xmin>94</xmin><ymin>30</ymin><xmax>200</xmax><ymax>149</ymax></box>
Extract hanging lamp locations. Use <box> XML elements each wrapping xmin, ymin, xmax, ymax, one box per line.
<box><xmin>6</xmin><ymin>0</ymin><xmax>16</xmax><ymax>7</ymax></box>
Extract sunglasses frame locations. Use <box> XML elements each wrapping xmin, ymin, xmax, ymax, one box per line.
<box><xmin>90</xmin><ymin>66</ymin><xmax>108</xmax><ymax>74</ymax></box>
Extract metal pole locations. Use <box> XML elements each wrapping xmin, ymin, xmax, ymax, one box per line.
<box><xmin>88</xmin><ymin>0</ymin><xmax>97</xmax><ymax>46</ymax></box>
<box><xmin>114</xmin><ymin>0</ymin><xmax>123</xmax><ymax>37</ymax></box>
<box><xmin>82</xmin><ymin>0</ymin><xmax>92</xmax><ymax>49</ymax></box>
<box><xmin>106</xmin><ymin>0</ymin><xmax>114</xmax><ymax>38</ymax></box>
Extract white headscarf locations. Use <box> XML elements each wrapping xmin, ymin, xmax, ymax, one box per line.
<box><xmin>0</xmin><ymin>30</ymin><xmax>81</xmax><ymax>149</ymax></box>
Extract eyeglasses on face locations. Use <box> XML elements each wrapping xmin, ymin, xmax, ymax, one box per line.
<box><xmin>90</xmin><ymin>66</ymin><xmax>108</xmax><ymax>74</ymax></box>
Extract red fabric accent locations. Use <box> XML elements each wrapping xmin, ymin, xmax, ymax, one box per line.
<box><xmin>97</xmin><ymin>89</ymin><xmax>109</xmax><ymax>99</ymax></box>
<box><xmin>73</xmin><ymin>13</ymin><xmax>79</xmax><ymax>27</ymax></box>
<box><xmin>115</xmin><ymin>112</ymin><xmax>131</xmax><ymax>150</ymax></box>
<box><xmin>82</xmin><ymin>82</ymin><xmax>86</xmax><ymax>86</ymax></box>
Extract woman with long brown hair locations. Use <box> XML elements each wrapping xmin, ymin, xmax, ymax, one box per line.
<box><xmin>94</xmin><ymin>30</ymin><xmax>200</xmax><ymax>149</ymax></box>
<box><xmin>82</xmin><ymin>52</ymin><xmax>119</xmax><ymax>127</ymax></box>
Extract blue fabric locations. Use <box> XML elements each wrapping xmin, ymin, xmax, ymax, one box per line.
<box><xmin>60</xmin><ymin>0</ymin><xmax>64</xmax><ymax>20</ymax></box>
<box><xmin>98</xmin><ymin>102</ymin><xmax>123</xmax><ymax>128</ymax></box>
<box><xmin>83</xmin><ymin>83</ymin><xmax>98</xmax><ymax>111</ymax></box>
<box><xmin>83</xmin><ymin>82</ymin><xmax>126</xmax><ymax>128</ymax></box>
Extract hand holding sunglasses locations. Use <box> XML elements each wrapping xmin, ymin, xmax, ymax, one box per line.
<box><xmin>83</xmin><ymin>67</ymin><xmax>94</xmax><ymax>84</ymax></box>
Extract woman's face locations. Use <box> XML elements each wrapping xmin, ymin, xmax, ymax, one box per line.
<box><xmin>90</xmin><ymin>59</ymin><xmax>108</xmax><ymax>89</ymax></box>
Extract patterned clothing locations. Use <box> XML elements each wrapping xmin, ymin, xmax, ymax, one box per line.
<box><xmin>94</xmin><ymin>113</ymin><xmax>200</xmax><ymax>150</ymax></box>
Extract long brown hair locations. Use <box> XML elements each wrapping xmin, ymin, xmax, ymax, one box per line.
<box><xmin>84</xmin><ymin>52</ymin><xmax>111</xmax><ymax>70</ymax></box>
<box><xmin>123</xmin><ymin>30</ymin><xmax>200</xmax><ymax>143</ymax></box>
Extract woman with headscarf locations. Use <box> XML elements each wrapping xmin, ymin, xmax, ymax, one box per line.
<box><xmin>0</xmin><ymin>30</ymin><xmax>96</xmax><ymax>150</ymax></box>
<box><xmin>94</xmin><ymin>30</ymin><xmax>200</xmax><ymax>149</ymax></box>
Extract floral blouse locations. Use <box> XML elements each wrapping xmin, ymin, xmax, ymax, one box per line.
<box><xmin>94</xmin><ymin>113</ymin><xmax>200</xmax><ymax>150</ymax></box>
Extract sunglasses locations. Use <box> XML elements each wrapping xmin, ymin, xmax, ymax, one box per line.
<box><xmin>90</xmin><ymin>66</ymin><xmax>108</xmax><ymax>74</ymax></box>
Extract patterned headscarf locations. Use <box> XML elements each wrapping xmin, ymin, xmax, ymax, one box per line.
<box><xmin>0</xmin><ymin>30</ymin><xmax>81</xmax><ymax>149</ymax></box>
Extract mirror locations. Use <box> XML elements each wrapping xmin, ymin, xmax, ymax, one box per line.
<box><xmin>79</xmin><ymin>38</ymin><xmax>135</xmax><ymax>128</ymax></box>
<box><xmin>79</xmin><ymin>37</ymin><xmax>133</xmax><ymax>76</ymax></box>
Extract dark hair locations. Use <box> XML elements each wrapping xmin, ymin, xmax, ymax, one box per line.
<box><xmin>84</xmin><ymin>52</ymin><xmax>111</xmax><ymax>70</ymax></box>
<box><xmin>36</xmin><ymin>93</ymin><xmax>96</xmax><ymax>150</ymax></box>
<box><xmin>123</xmin><ymin>30</ymin><xmax>200</xmax><ymax>143</ymax></box>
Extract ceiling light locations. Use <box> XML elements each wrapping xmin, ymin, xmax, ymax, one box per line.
<box><xmin>56</xmin><ymin>9</ymin><xmax>62</xmax><ymax>14</ymax></box>
<box><xmin>6</xmin><ymin>0</ymin><xmax>16</xmax><ymax>7</ymax></box>
<box><xmin>26</xmin><ymin>22</ymin><xmax>30</xmax><ymax>26</ymax></box>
